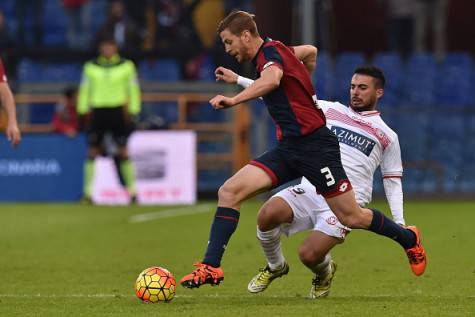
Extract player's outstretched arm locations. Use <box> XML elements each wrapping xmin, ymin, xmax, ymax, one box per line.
<box><xmin>210</xmin><ymin>66</ymin><xmax>282</xmax><ymax>109</ymax></box>
<box><xmin>0</xmin><ymin>82</ymin><xmax>21</xmax><ymax>147</ymax></box>
<box><xmin>215</xmin><ymin>66</ymin><xmax>254</xmax><ymax>89</ymax></box>
<box><xmin>292</xmin><ymin>45</ymin><xmax>317</xmax><ymax>75</ymax></box>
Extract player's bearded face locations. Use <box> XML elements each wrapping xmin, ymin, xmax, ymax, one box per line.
<box><xmin>220</xmin><ymin>29</ymin><xmax>249</xmax><ymax>63</ymax></box>
<box><xmin>350</xmin><ymin>74</ymin><xmax>380</xmax><ymax>112</ymax></box>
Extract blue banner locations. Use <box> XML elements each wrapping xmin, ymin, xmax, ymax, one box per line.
<box><xmin>0</xmin><ymin>134</ymin><xmax>87</xmax><ymax>201</ymax></box>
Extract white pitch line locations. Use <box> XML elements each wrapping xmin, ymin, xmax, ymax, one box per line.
<box><xmin>0</xmin><ymin>293</ymin><xmax>473</xmax><ymax>299</ymax></box>
<box><xmin>128</xmin><ymin>203</ymin><xmax>214</xmax><ymax>223</ymax></box>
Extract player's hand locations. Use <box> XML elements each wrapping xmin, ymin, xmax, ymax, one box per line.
<box><xmin>209</xmin><ymin>95</ymin><xmax>236</xmax><ymax>109</ymax></box>
<box><xmin>6</xmin><ymin>122</ymin><xmax>21</xmax><ymax>148</ymax></box>
<box><xmin>215</xmin><ymin>67</ymin><xmax>238</xmax><ymax>84</ymax></box>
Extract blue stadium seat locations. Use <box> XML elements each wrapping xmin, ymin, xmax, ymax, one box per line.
<box><xmin>198</xmin><ymin>55</ymin><xmax>216</xmax><ymax>81</ymax></box>
<box><xmin>404</xmin><ymin>53</ymin><xmax>437</xmax><ymax>106</ymax></box>
<box><xmin>198</xmin><ymin>169</ymin><xmax>229</xmax><ymax>192</ymax></box>
<box><xmin>334</xmin><ymin>52</ymin><xmax>366</xmax><ymax>104</ymax></box>
<box><xmin>313</xmin><ymin>51</ymin><xmax>334</xmax><ymax>100</ymax></box>
<box><xmin>395</xmin><ymin>113</ymin><xmax>430</xmax><ymax>162</ymax></box>
<box><xmin>42</xmin><ymin>0</ymin><xmax>67</xmax><ymax>46</ymax></box>
<box><xmin>29</xmin><ymin>103</ymin><xmax>55</xmax><ymax>124</ymax></box>
<box><xmin>401</xmin><ymin>168</ymin><xmax>424</xmax><ymax>194</ymax></box>
<box><xmin>17</xmin><ymin>59</ymin><xmax>44</xmax><ymax>82</ymax></box>
<box><xmin>428</xmin><ymin>114</ymin><xmax>465</xmax><ymax>192</ymax></box>
<box><xmin>139</xmin><ymin>59</ymin><xmax>181</xmax><ymax>81</ymax></box>
<box><xmin>187</xmin><ymin>102</ymin><xmax>227</xmax><ymax>123</ymax></box>
<box><xmin>372</xmin><ymin>52</ymin><xmax>405</xmax><ymax>107</ymax></box>
<box><xmin>435</xmin><ymin>52</ymin><xmax>474</xmax><ymax>107</ymax></box>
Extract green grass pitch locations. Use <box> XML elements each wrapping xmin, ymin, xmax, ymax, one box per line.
<box><xmin>0</xmin><ymin>200</ymin><xmax>474</xmax><ymax>316</ymax></box>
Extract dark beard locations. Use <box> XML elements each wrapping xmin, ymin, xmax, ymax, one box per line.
<box><xmin>350</xmin><ymin>104</ymin><xmax>375</xmax><ymax>112</ymax></box>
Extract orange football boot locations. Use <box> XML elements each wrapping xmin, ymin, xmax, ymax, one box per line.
<box><xmin>405</xmin><ymin>226</ymin><xmax>427</xmax><ymax>276</ymax></box>
<box><xmin>180</xmin><ymin>262</ymin><xmax>224</xmax><ymax>288</ymax></box>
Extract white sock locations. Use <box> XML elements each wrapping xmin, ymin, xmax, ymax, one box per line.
<box><xmin>311</xmin><ymin>253</ymin><xmax>331</xmax><ymax>277</ymax></box>
<box><xmin>257</xmin><ymin>226</ymin><xmax>286</xmax><ymax>271</ymax></box>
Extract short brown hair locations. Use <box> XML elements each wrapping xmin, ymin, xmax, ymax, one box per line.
<box><xmin>217</xmin><ymin>10</ymin><xmax>259</xmax><ymax>37</ymax></box>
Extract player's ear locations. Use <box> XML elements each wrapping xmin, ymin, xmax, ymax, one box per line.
<box><xmin>376</xmin><ymin>88</ymin><xmax>384</xmax><ymax>99</ymax></box>
<box><xmin>241</xmin><ymin>30</ymin><xmax>251</xmax><ymax>42</ymax></box>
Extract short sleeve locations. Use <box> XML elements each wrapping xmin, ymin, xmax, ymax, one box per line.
<box><xmin>380</xmin><ymin>135</ymin><xmax>403</xmax><ymax>178</ymax></box>
<box><xmin>256</xmin><ymin>44</ymin><xmax>283</xmax><ymax>73</ymax></box>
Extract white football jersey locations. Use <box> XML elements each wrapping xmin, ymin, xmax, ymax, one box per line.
<box><xmin>301</xmin><ymin>100</ymin><xmax>403</xmax><ymax>206</ymax></box>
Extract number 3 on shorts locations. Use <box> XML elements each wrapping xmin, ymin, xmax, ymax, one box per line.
<box><xmin>320</xmin><ymin>167</ymin><xmax>336</xmax><ymax>187</ymax></box>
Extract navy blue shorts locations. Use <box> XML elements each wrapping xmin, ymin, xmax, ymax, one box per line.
<box><xmin>250</xmin><ymin>126</ymin><xmax>352</xmax><ymax>198</ymax></box>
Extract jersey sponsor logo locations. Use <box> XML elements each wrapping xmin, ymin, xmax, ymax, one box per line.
<box><xmin>330</xmin><ymin>126</ymin><xmax>376</xmax><ymax>156</ymax></box>
<box><xmin>326</xmin><ymin>108</ymin><xmax>391</xmax><ymax>148</ymax></box>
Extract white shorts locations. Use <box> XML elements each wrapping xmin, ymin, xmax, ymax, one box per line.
<box><xmin>273</xmin><ymin>183</ymin><xmax>351</xmax><ymax>240</ymax></box>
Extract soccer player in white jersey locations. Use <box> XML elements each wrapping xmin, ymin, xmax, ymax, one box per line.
<box><xmin>215</xmin><ymin>64</ymin><xmax>424</xmax><ymax>298</ymax></box>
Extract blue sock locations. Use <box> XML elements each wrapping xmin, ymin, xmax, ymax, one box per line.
<box><xmin>369</xmin><ymin>209</ymin><xmax>416</xmax><ymax>249</ymax></box>
<box><xmin>202</xmin><ymin>207</ymin><xmax>240</xmax><ymax>267</ymax></box>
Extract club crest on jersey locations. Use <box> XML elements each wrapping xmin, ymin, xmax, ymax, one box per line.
<box><xmin>330</xmin><ymin>126</ymin><xmax>376</xmax><ymax>156</ymax></box>
<box><xmin>326</xmin><ymin>216</ymin><xmax>337</xmax><ymax>225</ymax></box>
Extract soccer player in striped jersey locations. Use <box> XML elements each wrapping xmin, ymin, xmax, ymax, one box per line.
<box><xmin>0</xmin><ymin>59</ymin><xmax>21</xmax><ymax>147</ymax></box>
<box><xmin>218</xmin><ymin>65</ymin><xmax>421</xmax><ymax>297</ymax></box>
<box><xmin>180</xmin><ymin>10</ymin><xmax>425</xmax><ymax>289</ymax></box>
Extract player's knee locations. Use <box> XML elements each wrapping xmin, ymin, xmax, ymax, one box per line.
<box><xmin>298</xmin><ymin>245</ymin><xmax>324</xmax><ymax>267</ymax></box>
<box><xmin>257</xmin><ymin>203</ymin><xmax>275</xmax><ymax>231</ymax></box>
<box><xmin>338</xmin><ymin>214</ymin><xmax>363</xmax><ymax>229</ymax></box>
<box><xmin>217</xmin><ymin>183</ymin><xmax>239</xmax><ymax>205</ymax></box>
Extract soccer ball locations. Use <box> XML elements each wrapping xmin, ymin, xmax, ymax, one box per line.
<box><xmin>135</xmin><ymin>266</ymin><xmax>176</xmax><ymax>303</ymax></box>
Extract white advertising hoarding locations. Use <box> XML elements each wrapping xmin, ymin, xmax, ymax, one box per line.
<box><xmin>92</xmin><ymin>131</ymin><xmax>196</xmax><ymax>205</ymax></box>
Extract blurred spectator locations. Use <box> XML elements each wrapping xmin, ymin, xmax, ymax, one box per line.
<box><xmin>95</xmin><ymin>0</ymin><xmax>143</xmax><ymax>52</ymax></box>
<box><xmin>0</xmin><ymin>10</ymin><xmax>13</xmax><ymax>51</ymax></box>
<box><xmin>223</xmin><ymin>0</ymin><xmax>253</xmax><ymax>14</ymax></box>
<box><xmin>146</xmin><ymin>0</ymin><xmax>203</xmax><ymax>79</ymax></box>
<box><xmin>123</xmin><ymin>0</ymin><xmax>148</xmax><ymax>28</ymax></box>
<box><xmin>52</xmin><ymin>87</ymin><xmax>79</xmax><ymax>137</ymax></box>
<box><xmin>15</xmin><ymin>0</ymin><xmax>44</xmax><ymax>47</ymax></box>
<box><xmin>379</xmin><ymin>0</ymin><xmax>417</xmax><ymax>57</ymax></box>
<box><xmin>62</xmin><ymin>0</ymin><xmax>92</xmax><ymax>49</ymax></box>
<box><xmin>414</xmin><ymin>0</ymin><xmax>449</xmax><ymax>61</ymax></box>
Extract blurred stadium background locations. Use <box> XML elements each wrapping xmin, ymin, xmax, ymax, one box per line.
<box><xmin>1</xmin><ymin>0</ymin><xmax>475</xmax><ymax>202</ymax></box>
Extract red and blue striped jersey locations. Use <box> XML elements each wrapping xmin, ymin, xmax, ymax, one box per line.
<box><xmin>252</xmin><ymin>38</ymin><xmax>325</xmax><ymax>140</ymax></box>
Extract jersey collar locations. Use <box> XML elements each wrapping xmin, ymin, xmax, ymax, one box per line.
<box><xmin>252</xmin><ymin>37</ymin><xmax>272</xmax><ymax>67</ymax></box>
<box><xmin>97</xmin><ymin>54</ymin><xmax>121</xmax><ymax>65</ymax></box>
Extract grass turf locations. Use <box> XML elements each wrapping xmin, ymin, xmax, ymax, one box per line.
<box><xmin>0</xmin><ymin>200</ymin><xmax>474</xmax><ymax>316</ymax></box>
